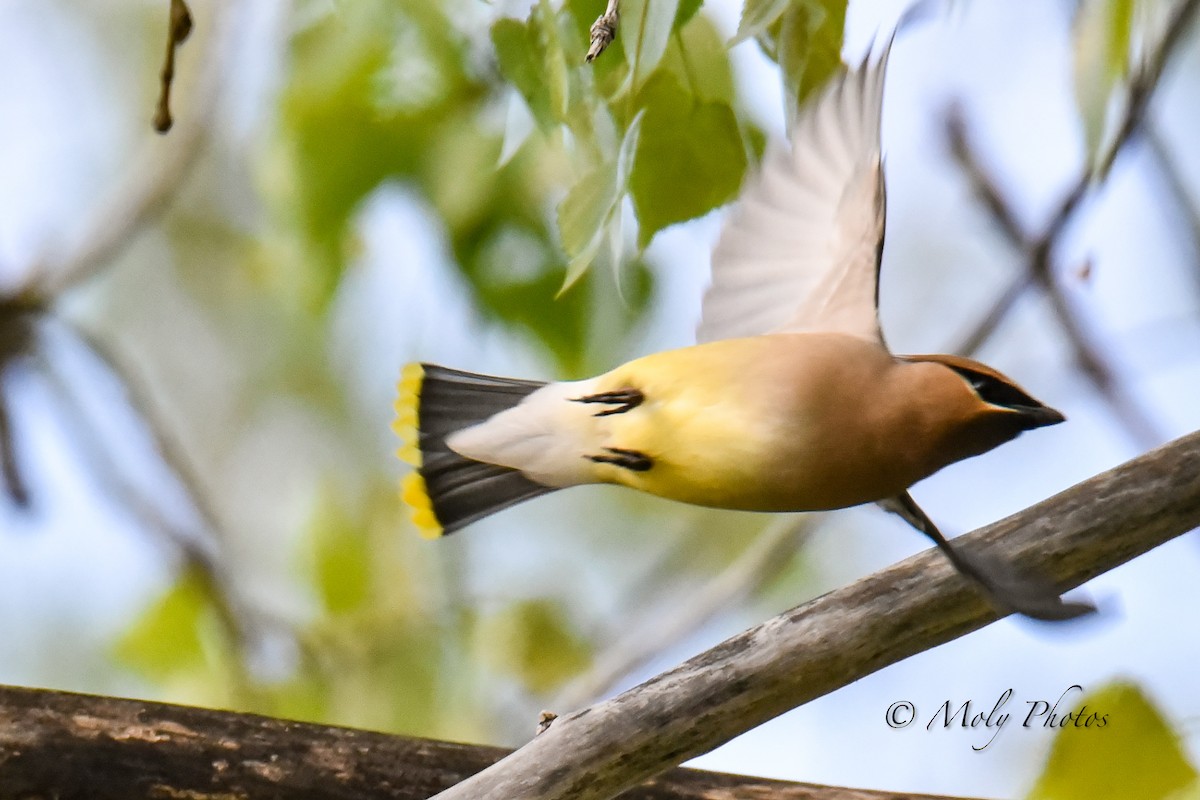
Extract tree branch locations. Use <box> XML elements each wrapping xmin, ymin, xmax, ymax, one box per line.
<box><xmin>431</xmin><ymin>429</ymin><xmax>1200</xmax><ymax>800</ymax></box>
<box><xmin>0</xmin><ymin>684</ymin><xmax>979</xmax><ymax>800</ymax></box>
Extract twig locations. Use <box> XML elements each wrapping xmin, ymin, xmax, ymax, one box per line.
<box><xmin>1145</xmin><ymin>123</ymin><xmax>1200</xmax><ymax>273</ymax></box>
<box><xmin>0</xmin><ymin>307</ymin><xmax>37</xmax><ymax>508</ymax></box>
<box><xmin>22</xmin><ymin>0</ymin><xmax>233</xmax><ymax>301</ymax></box>
<box><xmin>430</xmin><ymin>429</ymin><xmax>1200</xmax><ymax>800</ymax></box>
<box><xmin>69</xmin><ymin>321</ymin><xmax>228</xmax><ymax>555</ymax></box>
<box><xmin>0</xmin><ymin>683</ymin><xmax>988</xmax><ymax>800</ymax></box>
<box><xmin>153</xmin><ymin>0</ymin><xmax>194</xmax><ymax>133</ymax></box>
<box><xmin>587</xmin><ymin>0</ymin><xmax>621</xmax><ymax>62</ymax></box>
<box><xmin>27</xmin><ymin>319</ymin><xmax>250</xmax><ymax>657</ymax></box>
<box><xmin>953</xmin><ymin>272</ymin><xmax>1034</xmax><ymax>359</ymax></box>
<box><xmin>552</xmin><ymin>516</ymin><xmax>813</xmax><ymax>709</ymax></box>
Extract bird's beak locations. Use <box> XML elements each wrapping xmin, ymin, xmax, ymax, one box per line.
<box><xmin>1011</xmin><ymin>404</ymin><xmax>1066</xmax><ymax>429</ymax></box>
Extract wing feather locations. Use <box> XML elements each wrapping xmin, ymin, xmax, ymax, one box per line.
<box><xmin>698</xmin><ymin>39</ymin><xmax>892</xmax><ymax>345</ymax></box>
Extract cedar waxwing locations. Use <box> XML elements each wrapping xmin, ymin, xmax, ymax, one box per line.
<box><xmin>394</xmin><ymin>41</ymin><xmax>1093</xmax><ymax>622</ymax></box>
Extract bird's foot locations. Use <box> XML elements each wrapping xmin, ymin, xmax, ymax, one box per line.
<box><xmin>880</xmin><ymin>492</ymin><xmax>1095</xmax><ymax>623</ymax></box>
<box><xmin>587</xmin><ymin>447</ymin><xmax>653</xmax><ymax>472</ymax></box>
<box><xmin>955</xmin><ymin>547</ymin><xmax>1095</xmax><ymax>622</ymax></box>
<box><xmin>572</xmin><ymin>388</ymin><xmax>644</xmax><ymax>417</ymax></box>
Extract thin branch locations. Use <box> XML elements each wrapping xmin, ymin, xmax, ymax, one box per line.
<box><xmin>431</xmin><ymin>429</ymin><xmax>1200</xmax><ymax>800</ymax></box>
<box><xmin>953</xmin><ymin>272</ymin><xmax>1034</xmax><ymax>360</ymax></box>
<box><xmin>1145</xmin><ymin>123</ymin><xmax>1200</xmax><ymax>273</ymax></box>
<box><xmin>27</xmin><ymin>321</ymin><xmax>250</xmax><ymax>658</ymax></box>
<box><xmin>587</xmin><ymin>0</ymin><xmax>621</xmax><ymax>62</ymax></box>
<box><xmin>945</xmin><ymin>104</ymin><xmax>1030</xmax><ymax>246</ymax></box>
<box><xmin>0</xmin><ymin>308</ymin><xmax>37</xmax><ymax>508</ymax></box>
<box><xmin>552</xmin><ymin>516</ymin><xmax>813</xmax><ymax>710</ymax></box>
<box><xmin>153</xmin><ymin>0</ymin><xmax>195</xmax><ymax>133</ymax></box>
<box><xmin>69</xmin><ymin>321</ymin><xmax>228</xmax><ymax>555</ymax></box>
<box><xmin>20</xmin><ymin>0</ymin><xmax>234</xmax><ymax>301</ymax></box>
<box><xmin>0</xmin><ymin>683</ymin><xmax>984</xmax><ymax>800</ymax></box>
<box><xmin>948</xmin><ymin>108</ymin><xmax>1166</xmax><ymax>447</ymax></box>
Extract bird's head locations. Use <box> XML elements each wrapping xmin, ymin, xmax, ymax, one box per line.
<box><xmin>898</xmin><ymin>353</ymin><xmax>1065</xmax><ymax>465</ymax></box>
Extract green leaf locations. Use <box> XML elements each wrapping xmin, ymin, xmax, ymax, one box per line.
<box><xmin>492</xmin><ymin>2</ymin><xmax>573</xmax><ymax>129</ymax></box>
<box><xmin>560</xmin><ymin>164</ymin><xmax>620</xmax><ymax>256</ymax></box>
<box><xmin>114</xmin><ymin>567</ymin><xmax>212</xmax><ymax>682</ymax></box>
<box><xmin>731</xmin><ymin>0</ymin><xmax>791</xmax><ymax>45</ymax></box>
<box><xmin>674</xmin><ymin>0</ymin><xmax>704</xmax><ymax>30</ymax></box>
<box><xmin>622</xmin><ymin>0</ymin><xmax>683</xmax><ymax>91</ymax></box>
<box><xmin>558</xmin><ymin>113</ymin><xmax>643</xmax><ymax>290</ymax></box>
<box><xmin>536</xmin><ymin>0</ymin><xmax>572</xmax><ymax>121</ymax></box>
<box><xmin>492</xmin><ymin>17</ymin><xmax>554</xmax><ymax>129</ymax></box>
<box><xmin>560</xmin><ymin>163</ymin><xmax>619</xmax><ymax>259</ymax></box>
<box><xmin>661</xmin><ymin>12</ymin><xmax>736</xmax><ymax>104</ymax></box>
<box><xmin>1027</xmin><ymin>682</ymin><xmax>1197</xmax><ymax>800</ymax></box>
<box><xmin>279</xmin><ymin>0</ymin><xmax>481</xmax><ymax>309</ymax></box>
<box><xmin>778</xmin><ymin>0</ymin><xmax>846</xmax><ymax>125</ymax></box>
<box><xmin>630</xmin><ymin>73</ymin><xmax>747</xmax><ymax>247</ymax></box>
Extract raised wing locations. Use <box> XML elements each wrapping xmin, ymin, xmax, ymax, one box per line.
<box><xmin>698</xmin><ymin>41</ymin><xmax>892</xmax><ymax>345</ymax></box>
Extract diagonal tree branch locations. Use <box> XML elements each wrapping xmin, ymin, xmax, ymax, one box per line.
<box><xmin>948</xmin><ymin>107</ymin><xmax>1166</xmax><ymax>447</ymax></box>
<box><xmin>0</xmin><ymin>684</ymin><xmax>980</xmax><ymax>800</ymax></box>
<box><xmin>431</xmin><ymin>429</ymin><xmax>1200</xmax><ymax>800</ymax></box>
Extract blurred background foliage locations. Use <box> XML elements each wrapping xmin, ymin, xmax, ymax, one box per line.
<box><xmin>2</xmin><ymin>0</ymin><xmax>1200</xmax><ymax>797</ymax></box>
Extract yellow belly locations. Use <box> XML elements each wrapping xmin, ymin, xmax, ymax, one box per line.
<box><xmin>586</xmin><ymin>335</ymin><xmax>915</xmax><ymax>512</ymax></box>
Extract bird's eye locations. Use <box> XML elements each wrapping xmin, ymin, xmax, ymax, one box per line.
<box><xmin>954</xmin><ymin>368</ymin><xmax>1038</xmax><ymax>409</ymax></box>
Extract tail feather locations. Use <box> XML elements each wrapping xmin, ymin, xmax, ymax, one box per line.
<box><xmin>394</xmin><ymin>363</ymin><xmax>556</xmax><ymax>536</ymax></box>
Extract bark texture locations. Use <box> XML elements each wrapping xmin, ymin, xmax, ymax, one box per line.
<box><xmin>0</xmin><ymin>684</ymin><xmax>971</xmax><ymax>800</ymax></box>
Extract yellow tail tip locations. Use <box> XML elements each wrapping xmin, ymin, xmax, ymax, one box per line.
<box><xmin>401</xmin><ymin>471</ymin><xmax>443</xmax><ymax>539</ymax></box>
<box><xmin>395</xmin><ymin>363</ymin><xmax>441</xmax><ymax>539</ymax></box>
<box><xmin>393</xmin><ymin>363</ymin><xmax>425</xmax><ymax>467</ymax></box>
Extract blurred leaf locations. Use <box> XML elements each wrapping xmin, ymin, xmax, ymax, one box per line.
<box><xmin>661</xmin><ymin>12</ymin><xmax>736</xmax><ymax>104</ymax></box>
<box><xmin>115</xmin><ymin>567</ymin><xmax>212</xmax><ymax>682</ymax></box>
<box><xmin>536</xmin><ymin>0</ymin><xmax>572</xmax><ymax>122</ymax></box>
<box><xmin>630</xmin><ymin>73</ymin><xmax>747</xmax><ymax>247</ymax></box>
<box><xmin>560</xmin><ymin>163</ymin><xmax>620</xmax><ymax>262</ymax></box>
<box><xmin>731</xmin><ymin>0</ymin><xmax>791</xmax><ymax>45</ymax></box>
<box><xmin>1027</xmin><ymin>681</ymin><xmax>1196</xmax><ymax>800</ymax></box>
<box><xmin>279</xmin><ymin>0</ymin><xmax>483</xmax><ymax>309</ymax></box>
<box><xmin>1072</xmin><ymin>0</ymin><xmax>1137</xmax><ymax>163</ymax></box>
<box><xmin>622</xmin><ymin>0</ymin><xmax>683</xmax><ymax>91</ymax></box>
<box><xmin>276</xmin><ymin>0</ymin><xmax>645</xmax><ymax>371</ymax></box>
<box><xmin>307</xmin><ymin>491</ymin><xmax>371</xmax><ymax>616</ymax></box>
<box><xmin>478</xmin><ymin>599</ymin><xmax>592</xmax><ymax>694</ymax></box>
<box><xmin>493</xmin><ymin>17</ymin><xmax>555</xmax><ymax>129</ymax></box>
<box><xmin>674</xmin><ymin>0</ymin><xmax>704</xmax><ymax>30</ymax></box>
<box><xmin>558</xmin><ymin>112</ymin><xmax>642</xmax><ymax>289</ymax></box>
<box><xmin>778</xmin><ymin>0</ymin><xmax>846</xmax><ymax>125</ymax></box>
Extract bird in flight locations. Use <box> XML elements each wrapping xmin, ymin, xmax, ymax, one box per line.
<box><xmin>394</xmin><ymin>39</ymin><xmax>1093</xmax><ymax>622</ymax></box>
